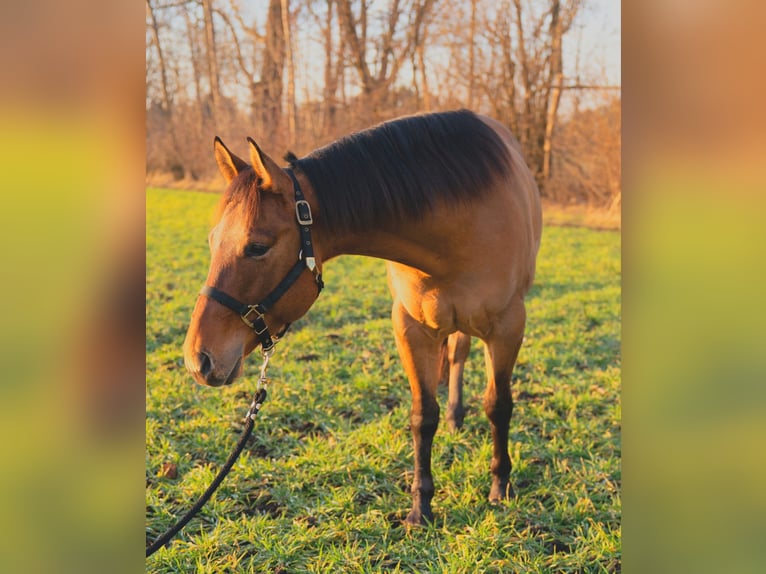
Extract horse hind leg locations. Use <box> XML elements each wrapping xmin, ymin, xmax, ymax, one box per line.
<box><xmin>483</xmin><ymin>296</ymin><xmax>526</xmax><ymax>502</ymax></box>
<box><xmin>438</xmin><ymin>338</ymin><xmax>449</xmax><ymax>386</ymax></box>
<box><xmin>444</xmin><ymin>332</ymin><xmax>471</xmax><ymax>432</ymax></box>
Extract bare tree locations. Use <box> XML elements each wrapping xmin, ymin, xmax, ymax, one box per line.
<box><xmin>183</xmin><ymin>8</ymin><xmax>204</xmax><ymax>112</ymax></box>
<box><xmin>202</xmin><ymin>0</ymin><xmax>222</xmax><ymax>124</ymax></box>
<box><xmin>322</xmin><ymin>0</ymin><xmax>340</xmax><ymax>134</ymax></box>
<box><xmin>542</xmin><ymin>0</ymin><xmax>582</xmax><ymax>184</ymax></box>
<box><xmin>146</xmin><ymin>0</ymin><xmax>184</xmax><ymax>171</ymax></box>
<box><xmin>411</xmin><ymin>0</ymin><xmax>436</xmax><ymax>110</ymax></box>
<box><xmin>211</xmin><ymin>0</ymin><xmax>270</xmax><ymax>132</ymax></box>
<box><xmin>146</xmin><ymin>0</ymin><xmax>173</xmax><ymax>118</ymax></box>
<box><xmin>467</xmin><ymin>0</ymin><xmax>477</xmax><ymax>109</ymax></box>
<box><xmin>479</xmin><ymin>0</ymin><xmax>582</xmax><ymax>190</ymax></box>
<box><xmin>257</xmin><ymin>0</ymin><xmax>286</xmax><ymax>142</ymax></box>
<box><xmin>336</xmin><ymin>0</ymin><xmax>436</xmax><ymax>117</ymax></box>
<box><xmin>145</xmin><ymin>0</ymin><xmax>619</xmax><ymax>211</ymax></box>
<box><xmin>549</xmin><ymin>95</ymin><xmax>620</xmax><ymax>209</ymax></box>
<box><xmin>282</xmin><ymin>0</ymin><xmax>297</xmax><ymax>146</ymax></box>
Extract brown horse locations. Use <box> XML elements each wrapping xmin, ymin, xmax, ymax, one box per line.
<box><xmin>183</xmin><ymin>110</ymin><xmax>542</xmax><ymax>525</ymax></box>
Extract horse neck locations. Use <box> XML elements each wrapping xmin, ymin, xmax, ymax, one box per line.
<box><xmin>320</xmin><ymin>225</ymin><xmax>448</xmax><ymax>275</ymax></box>
<box><xmin>297</xmin><ymin>173</ymin><xmax>449</xmax><ymax>277</ymax></box>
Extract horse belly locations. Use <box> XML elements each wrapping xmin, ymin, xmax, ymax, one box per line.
<box><xmin>387</xmin><ymin>262</ymin><xmax>513</xmax><ymax>340</ymax></box>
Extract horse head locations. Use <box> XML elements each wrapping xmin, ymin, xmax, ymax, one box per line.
<box><xmin>183</xmin><ymin>137</ymin><xmax>321</xmax><ymax>387</ymax></box>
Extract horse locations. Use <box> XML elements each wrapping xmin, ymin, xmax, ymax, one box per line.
<box><xmin>183</xmin><ymin>109</ymin><xmax>542</xmax><ymax>525</ymax></box>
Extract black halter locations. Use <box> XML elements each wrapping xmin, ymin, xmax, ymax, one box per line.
<box><xmin>200</xmin><ymin>168</ymin><xmax>324</xmax><ymax>351</ymax></box>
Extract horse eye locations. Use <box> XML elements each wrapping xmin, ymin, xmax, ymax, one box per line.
<box><xmin>244</xmin><ymin>243</ymin><xmax>271</xmax><ymax>258</ymax></box>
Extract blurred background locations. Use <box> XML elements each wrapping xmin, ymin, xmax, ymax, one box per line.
<box><xmin>0</xmin><ymin>0</ymin><xmax>764</xmax><ymax>571</ymax></box>
<box><xmin>0</xmin><ymin>1</ymin><xmax>144</xmax><ymax>572</ymax></box>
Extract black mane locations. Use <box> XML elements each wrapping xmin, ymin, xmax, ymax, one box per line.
<box><xmin>292</xmin><ymin>110</ymin><xmax>511</xmax><ymax>233</ymax></box>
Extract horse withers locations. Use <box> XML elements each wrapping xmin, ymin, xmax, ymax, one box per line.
<box><xmin>183</xmin><ymin>110</ymin><xmax>542</xmax><ymax>525</ymax></box>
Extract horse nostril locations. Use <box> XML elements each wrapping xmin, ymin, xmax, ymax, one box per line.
<box><xmin>198</xmin><ymin>351</ymin><xmax>213</xmax><ymax>377</ymax></box>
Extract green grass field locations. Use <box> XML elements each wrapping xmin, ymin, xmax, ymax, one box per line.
<box><xmin>146</xmin><ymin>187</ymin><xmax>621</xmax><ymax>573</ymax></box>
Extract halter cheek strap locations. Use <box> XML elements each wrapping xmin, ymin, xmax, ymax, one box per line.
<box><xmin>288</xmin><ymin>168</ymin><xmax>319</xmax><ymax>273</ymax></box>
<box><xmin>199</xmin><ymin>168</ymin><xmax>323</xmax><ymax>352</ymax></box>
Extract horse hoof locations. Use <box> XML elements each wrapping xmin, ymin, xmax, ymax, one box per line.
<box><xmin>405</xmin><ymin>509</ymin><xmax>433</xmax><ymax>527</ymax></box>
<box><xmin>489</xmin><ymin>481</ymin><xmax>515</xmax><ymax>502</ymax></box>
<box><xmin>446</xmin><ymin>417</ymin><xmax>463</xmax><ymax>433</ymax></box>
<box><xmin>445</xmin><ymin>407</ymin><xmax>465</xmax><ymax>433</ymax></box>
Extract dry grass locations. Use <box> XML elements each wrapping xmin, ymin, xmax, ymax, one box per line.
<box><xmin>146</xmin><ymin>171</ymin><xmax>222</xmax><ymax>193</ymax></box>
<box><xmin>542</xmin><ymin>200</ymin><xmax>621</xmax><ymax>231</ymax></box>
<box><xmin>146</xmin><ymin>173</ymin><xmax>621</xmax><ymax>232</ymax></box>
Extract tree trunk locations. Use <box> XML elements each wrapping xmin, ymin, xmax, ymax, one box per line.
<box><xmin>512</xmin><ymin>0</ymin><xmax>533</xmax><ymax>155</ymax></box>
<box><xmin>146</xmin><ymin>0</ymin><xmax>172</xmax><ymax>116</ymax></box>
<box><xmin>183</xmin><ymin>9</ymin><xmax>203</xmax><ymax>112</ymax></box>
<box><xmin>337</xmin><ymin>0</ymin><xmax>374</xmax><ymax>94</ymax></box>
<box><xmin>418</xmin><ymin>42</ymin><xmax>431</xmax><ymax>111</ymax></box>
<box><xmin>322</xmin><ymin>0</ymin><xmax>337</xmax><ymax>136</ymax></box>
<box><xmin>202</xmin><ymin>0</ymin><xmax>221</xmax><ymax>125</ymax></box>
<box><xmin>468</xmin><ymin>0</ymin><xmax>477</xmax><ymax>109</ymax></box>
<box><xmin>542</xmin><ymin>0</ymin><xmax>564</xmax><ymax>186</ymax></box>
<box><xmin>412</xmin><ymin>0</ymin><xmax>434</xmax><ymax>111</ymax></box>
<box><xmin>281</xmin><ymin>0</ymin><xmax>297</xmax><ymax>146</ymax></box>
<box><xmin>258</xmin><ymin>0</ymin><xmax>285</xmax><ymax>142</ymax></box>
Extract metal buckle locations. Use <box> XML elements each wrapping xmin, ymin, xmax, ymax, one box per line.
<box><xmin>295</xmin><ymin>200</ymin><xmax>313</xmax><ymax>225</ymax></box>
<box><xmin>241</xmin><ymin>305</ymin><xmax>263</xmax><ymax>330</ymax></box>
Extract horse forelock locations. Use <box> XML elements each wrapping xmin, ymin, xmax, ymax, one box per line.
<box><xmin>213</xmin><ymin>168</ymin><xmax>261</xmax><ymax>226</ymax></box>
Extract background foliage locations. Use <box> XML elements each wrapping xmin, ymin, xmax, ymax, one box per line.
<box><xmin>146</xmin><ymin>0</ymin><xmax>620</xmax><ymax>212</ymax></box>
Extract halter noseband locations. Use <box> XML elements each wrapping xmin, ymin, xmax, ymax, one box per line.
<box><xmin>200</xmin><ymin>168</ymin><xmax>324</xmax><ymax>352</ymax></box>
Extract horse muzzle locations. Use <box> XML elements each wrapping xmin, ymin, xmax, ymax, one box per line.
<box><xmin>184</xmin><ymin>349</ymin><xmax>242</xmax><ymax>387</ymax></box>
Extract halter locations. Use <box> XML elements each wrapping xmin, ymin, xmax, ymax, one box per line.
<box><xmin>200</xmin><ymin>168</ymin><xmax>324</xmax><ymax>351</ymax></box>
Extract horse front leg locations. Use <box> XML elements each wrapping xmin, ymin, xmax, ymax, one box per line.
<box><xmin>483</xmin><ymin>296</ymin><xmax>526</xmax><ymax>502</ymax></box>
<box><xmin>391</xmin><ymin>301</ymin><xmax>442</xmax><ymax>526</ymax></box>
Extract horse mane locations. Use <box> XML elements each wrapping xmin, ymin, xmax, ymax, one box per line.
<box><xmin>291</xmin><ymin>109</ymin><xmax>512</xmax><ymax>233</ymax></box>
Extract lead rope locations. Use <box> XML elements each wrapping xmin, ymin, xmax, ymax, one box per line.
<box><xmin>146</xmin><ymin>348</ymin><xmax>275</xmax><ymax>558</ymax></box>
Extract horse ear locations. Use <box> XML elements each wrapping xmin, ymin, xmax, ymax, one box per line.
<box><xmin>213</xmin><ymin>137</ymin><xmax>248</xmax><ymax>184</ymax></box>
<box><xmin>246</xmin><ymin>137</ymin><xmax>273</xmax><ymax>190</ymax></box>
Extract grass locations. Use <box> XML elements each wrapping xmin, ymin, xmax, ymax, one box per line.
<box><xmin>146</xmin><ymin>187</ymin><xmax>621</xmax><ymax>573</ymax></box>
